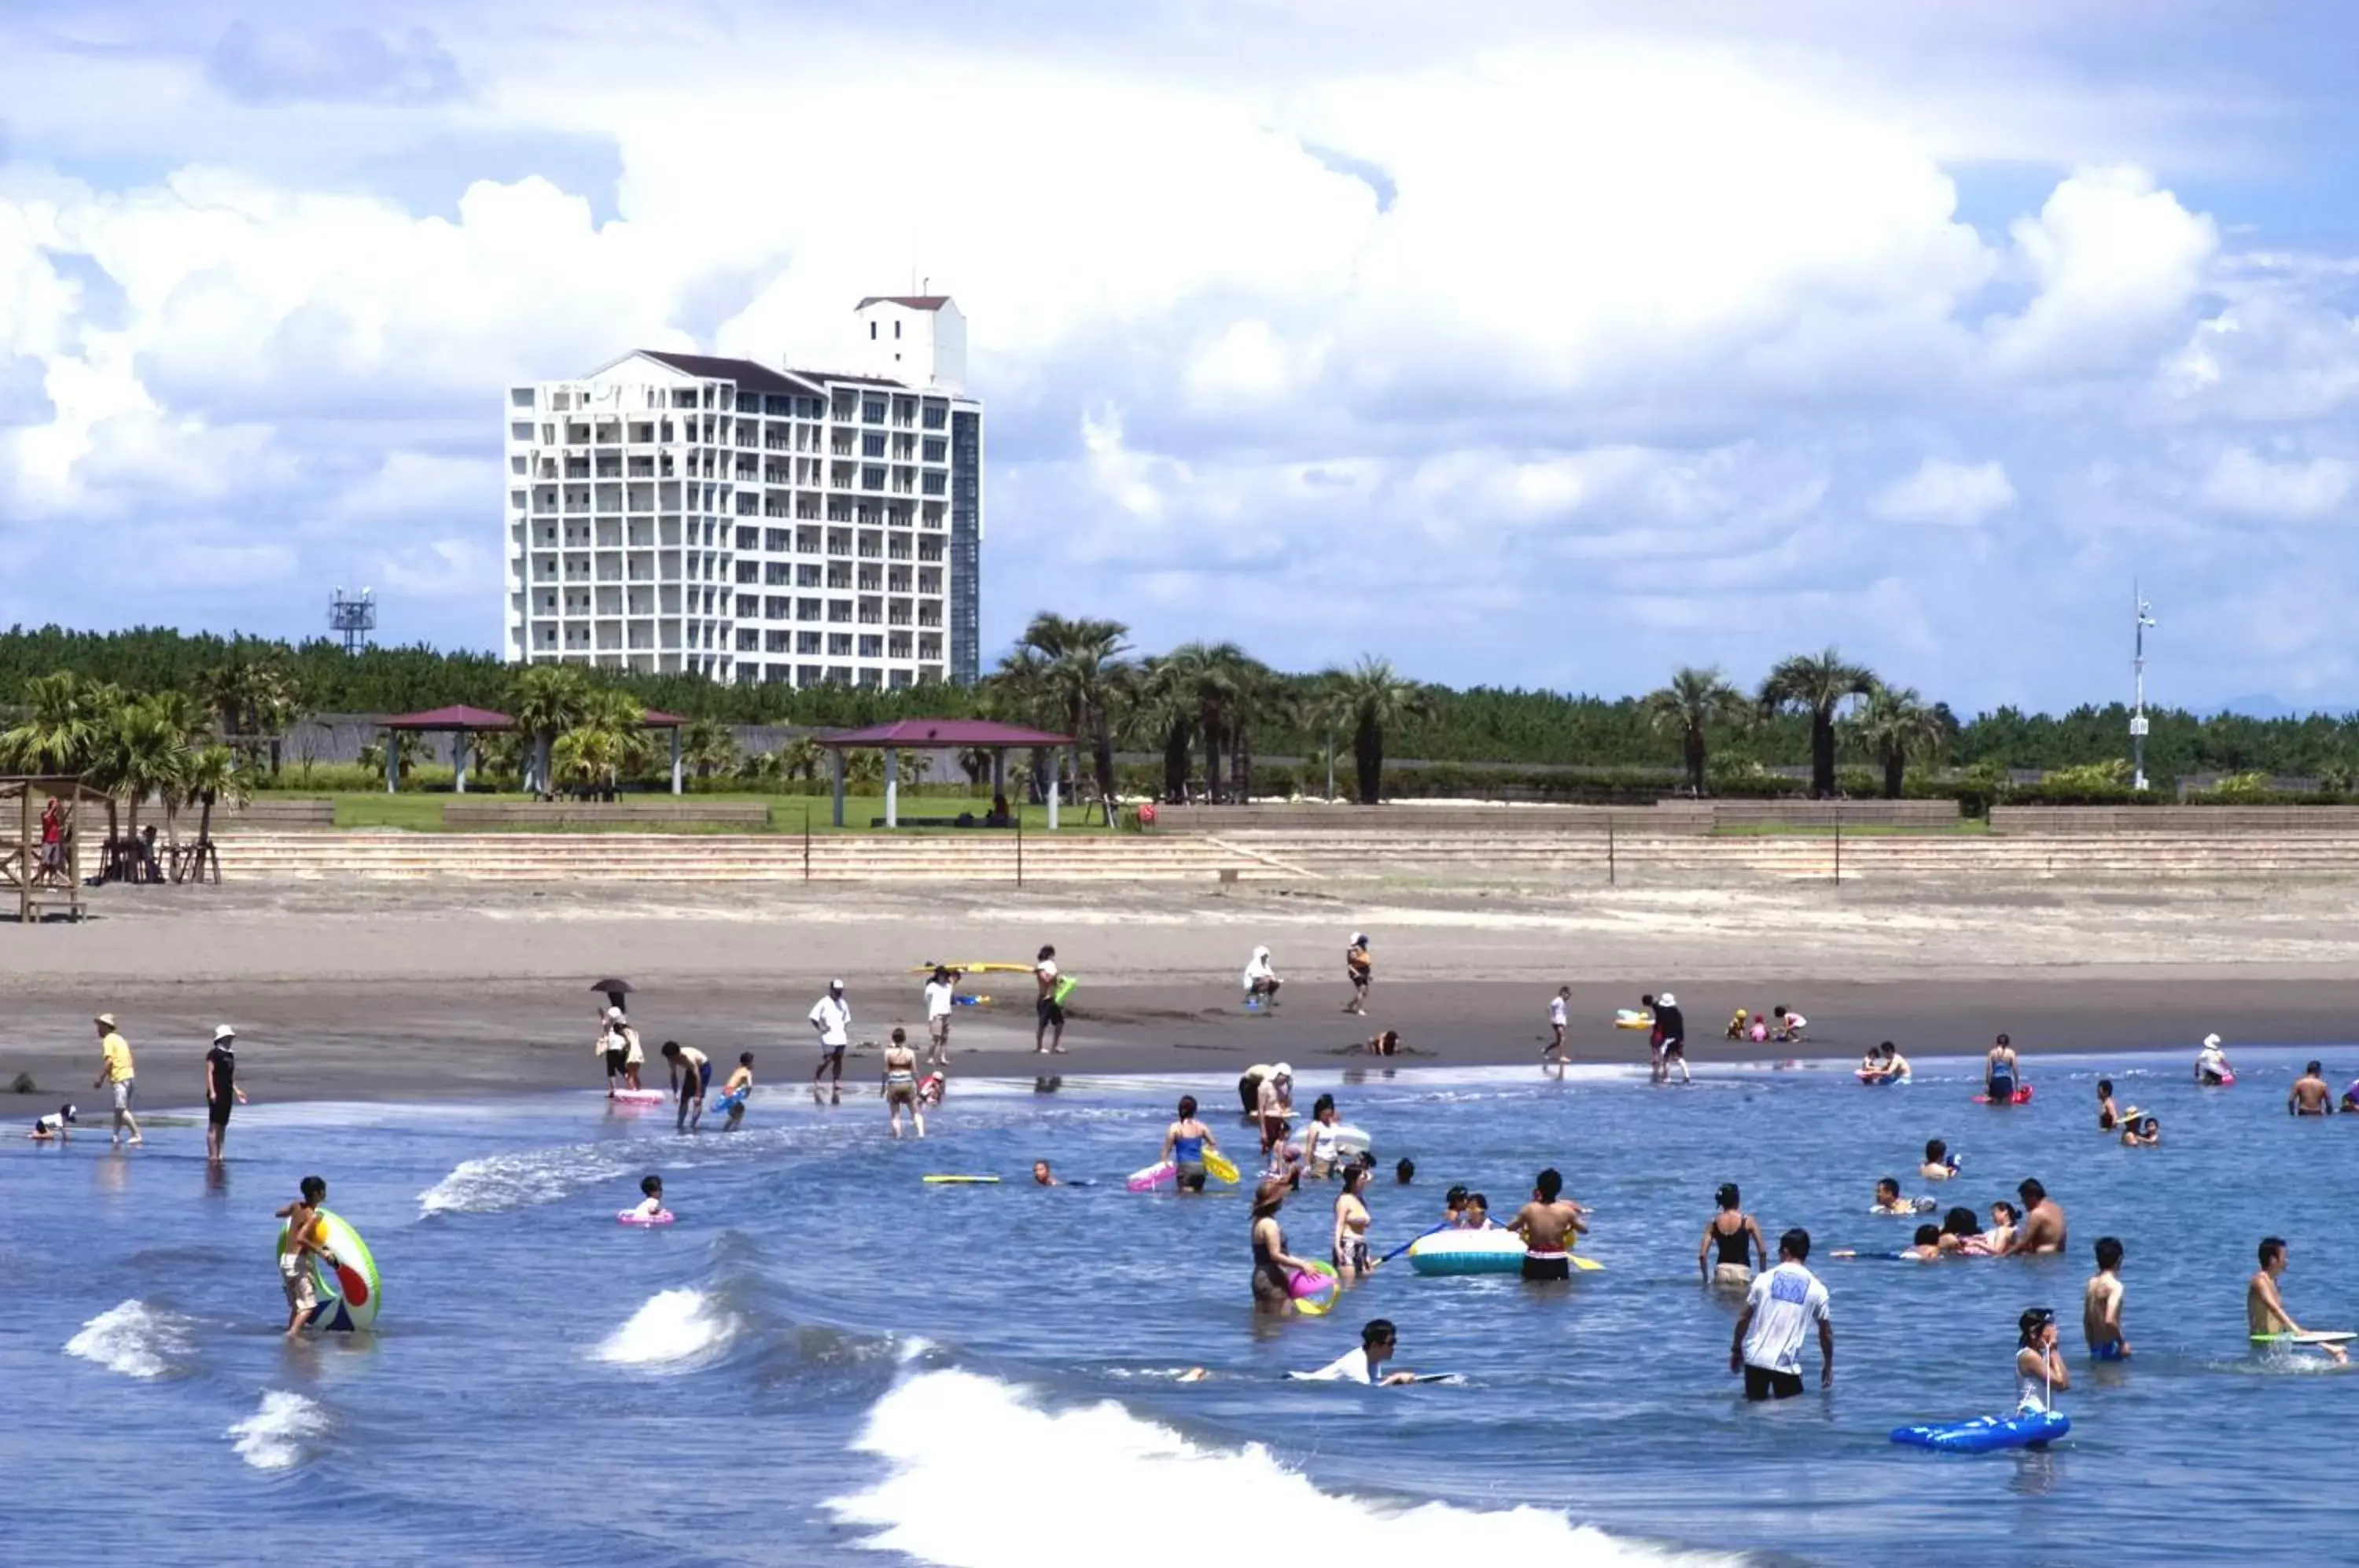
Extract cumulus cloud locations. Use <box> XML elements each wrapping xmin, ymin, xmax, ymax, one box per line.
<box><xmin>2198</xmin><ymin>446</ymin><xmax>2354</xmax><ymax>521</ymax></box>
<box><xmin>1987</xmin><ymin>166</ymin><xmax>2217</xmax><ymax>375</ymax></box>
<box><xmin>1871</xmin><ymin>458</ymin><xmax>2018</xmax><ymax>527</ymax></box>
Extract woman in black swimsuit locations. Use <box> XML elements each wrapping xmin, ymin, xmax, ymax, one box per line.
<box><xmin>1251</xmin><ymin>1178</ymin><xmax>1322</xmax><ymax>1314</ymax></box>
<box><xmin>1698</xmin><ymin>1182</ymin><xmax>1767</xmax><ymax>1286</ymax></box>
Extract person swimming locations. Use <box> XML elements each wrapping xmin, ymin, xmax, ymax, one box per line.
<box><xmin>1919</xmin><ymin>1139</ymin><xmax>1956</xmax><ymax>1181</ymax></box>
<box><xmin>2096</xmin><ymin>1077</ymin><xmax>2121</xmax><ymax>1132</ymax></box>
<box><xmin>629</xmin><ymin>1174</ymin><xmax>667</xmax><ymax>1220</ymax></box>
<box><xmin>1937</xmin><ymin>1205</ymin><xmax>1985</xmax><ymax>1256</ymax></box>
<box><xmin>1871</xmin><ymin>1178</ymin><xmax>1913</xmax><ymax>1216</ymax></box>
<box><xmin>1977</xmin><ymin>1201</ymin><xmax>2020</xmax><ymax>1257</ymax></box>
<box><xmin>2119</xmin><ymin>1109</ymin><xmax>2160</xmax><ymax>1147</ymax></box>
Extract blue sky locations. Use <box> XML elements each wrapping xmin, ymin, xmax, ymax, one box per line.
<box><xmin>5</xmin><ymin>2</ymin><xmax>2359</xmax><ymax>713</ymax></box>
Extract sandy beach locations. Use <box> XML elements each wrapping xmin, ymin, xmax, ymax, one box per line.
<box><xmin>3</xmin><ymin>876</ymin><xmax>2355</xmax><ymax>1106</ymax></box>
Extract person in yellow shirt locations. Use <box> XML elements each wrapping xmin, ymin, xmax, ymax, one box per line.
<box><xmin>91</xmin><ymin>1012</ymin><xmax>140</xmax><ymax>1147</ymax></box>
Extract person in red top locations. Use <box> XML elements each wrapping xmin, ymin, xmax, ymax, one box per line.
<box><xmin>38</xmin><ymin>797</ymin><xmax>64</xmax><ymax>875</ymax></box>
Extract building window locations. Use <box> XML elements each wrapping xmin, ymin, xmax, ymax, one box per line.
<box><xmin>827</xmin><ymin>634</ymin><xmax>852</xmax><ymax>657</ymax></box>
<box><xmin>863</xmin><ymin>396</ymin><xmax>887</xmax><ymax>423</ymax></box>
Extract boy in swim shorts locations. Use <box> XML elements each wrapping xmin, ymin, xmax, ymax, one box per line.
<box><xmin>2084</xmin><ymin>1236</ymin><xmax>2129</xmax><ymax>1360</ymax></box>
<box><xmin>274</xmin><ymin>1176</ymin><xmax>333</xmax><ymax>1337</ymax></box>
<box><xmin>719</xmin><ymin>1052</ymin><xmax>754</xmax><ymax>1130</ymax></box>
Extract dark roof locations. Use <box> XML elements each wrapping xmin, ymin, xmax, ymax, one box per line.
<box><xmin>855</xmin><ymin>295</ymin><xmax>950</xmax><ymax>311</ymax></box>
<box><xmin>634</xmin><ymin>352</ymin><xmax>825</xmax><ymax>397</ymax></box>
<box><xmin>783</xmin><ymin>367</ymin><xmax>909</xmax><ymax>390</ymax></box>
<box><xmin>819</xmin><ymin>719</ymin><xmax>1073</xmax><ymax>749</ymax></box>
<box><xmin>381</xmin><ymin>705</ymin><xmax>513</xmax><ymax>731</ymax></box>
<box><xmin>641</xmin><ymin>709</ymin><xmax>687</xmax><ymax>729</ymax></box>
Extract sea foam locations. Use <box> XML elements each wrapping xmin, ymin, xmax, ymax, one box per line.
<box><xmin>594</xmin><ymin>1288</ymin><xmax>740</xmax><ymax>1371</ymax></box>
<box><xmin>65</xmin><ymin>1300</ymin><xmax>193</xmax><ymax>1379</ymax></box>
<box><xmin>418</xmin><ymin>1143</ymin><xmax>637</xmax><ymax>1216</ymax></box>
<box><xmin>826</xmin><ymin>1368</ymin><xmax>1740</xmax><ymax>1567</ymax></box>
<box><xmin>226</xmin><ymin>1391</ymin><xmax>331</xmax><ymax>1470</ymax></box>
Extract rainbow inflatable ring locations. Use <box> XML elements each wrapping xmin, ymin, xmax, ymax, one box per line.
<box><xmin>278</xmin><ymin>1208</ymin><xmax>382</xmax><ymax>1334</ymax></box>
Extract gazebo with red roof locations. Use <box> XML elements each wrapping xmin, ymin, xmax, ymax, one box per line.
<box><xmin>816</xmin><ymin>718</ymin><xmax>1074</xmax><ymax>828</ymax></box>
<box><xmin>379</xmin><ymin>705</ymin><xmax>693</xmax><ymax>795</ymax></box>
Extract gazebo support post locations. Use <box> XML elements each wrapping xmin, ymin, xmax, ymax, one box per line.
<box><xmin>670</xmin><ymin>728</ymin><xmax>683</xmax><ymax>796</ymax></box>
<box><xmin>1047</xmin><ymin>768</ymin><xmax>1060</xmax><ymax>831</ymax></box>
<box><xmin>884</xmin><ymin>748</ymin><xmax>899</xmax><ymax>829</ymax></box>
<box><xmin>991</xmin><ymin>749</ymin><xmax>1006</xmax><ymax>809</ymax></box>
<box><xmin>831</xmin><ymin>750</ymin><xmax>847</xmax><ymax>829</ymax></box>
<box><xmin>385</xmin><ymin>731</ymin><xmax>399</xmax><ymax>794</ymax></box>
<box><xmin>454</xmin><ymin>733</ymin><xmax>469</xmax><ymax>794</ymax></box>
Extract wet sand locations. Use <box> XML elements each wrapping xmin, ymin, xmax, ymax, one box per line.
<box><xmin>2</xmin><ymin>879</ymin><xmax>2355</xmax><ymax>1106</ymax></box>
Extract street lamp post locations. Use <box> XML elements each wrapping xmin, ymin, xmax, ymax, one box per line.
<box><xmin>2131</xmin><ymin>583</ymin><xmax>2156</xmax><ymax>791</ymax></box>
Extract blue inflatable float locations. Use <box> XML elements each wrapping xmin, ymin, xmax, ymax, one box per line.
<box><xmin>1891</xmin><ymin>1410</ymin><xmax>2069</xmax><ymax>1452</ymax></box>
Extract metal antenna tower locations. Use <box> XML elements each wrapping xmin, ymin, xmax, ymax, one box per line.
<box><xmin>329</xmin><ymin>587</ymin><xmax>377</xmax><ymax>656</ymax></box>
<box><xmin>2130</xmin><ymin>583</ymin><xmax>2156</xmax><ymax>790</ymax></box>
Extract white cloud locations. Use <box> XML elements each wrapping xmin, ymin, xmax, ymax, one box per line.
<box><xmin>2197</xmin><ymin>447</ymin><xmax>2354</xmax><ymax>521</ymax></box>
<box><xmin>1871</xmin><ymin>458</ymin><xmax>2018</xmax><ymax>528</ymax></box>
<box><xmin>1987</xmin><ymin>165</ymin><xmax>2217</xmax><ymax>375</ymax></box>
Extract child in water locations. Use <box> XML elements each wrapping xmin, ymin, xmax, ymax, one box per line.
<box><xmin>719</xmin><ymin>1052</ymin><xmax>755</xmax><ymax>1130</ymax></box>
<box><xmin>2017</xmin><ymin>1308</ymin><xmax>2070</xmax><ymax>1412</ymax></box>
<box><xmin>631</xmin><ymin>1175</ymin><xmax>668</xmax><ymax>1220</ymax></box>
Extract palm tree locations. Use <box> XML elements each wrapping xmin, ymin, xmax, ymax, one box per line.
<box><xmin>1847</xmin><ymin>683</ymin><xmax>1948</xmax><ymax>799</ymax></box>
<box><xmin>779</xmin><ymin>734</ymin><xmax>824</xmax><ymax>784</ymax></box>
<box><xmin>178</xmin><ymin>744</ymin><xmax>248</xmax><ymax>880</ymax></box>
<box><xmin>1643</xmin><ymin>666</ymin><xmax>1750</xmax><ymax>796</ymax></box>
<box><xmin>984</xmin><ymin>645</ymin><xmax>1055</xmax><ymax>802</ymax></box>
<box><xmin>1224</xmin><ymin>657</ymin><xmax>1286</xmax><ymax>803</ymax></box>
<box><xmin>1151</xmin><ymin>640</ymin><xmax>1247</xmax><ymax>802</ymax></box>
<box><xmin>1134</xmin><ymin>653</ymin><xmax>1198</xmax><ymax>803</ymax></box>
<box><xmin>1759</xmin><ymin>649</ymin><xmax>1876</xmax><ymax>799</ymax></box>
<box><xmin>1317</xmin><ymin>657</ymin><xmax>1432</xmax><ymax>805</ymax></box>
<box><xmin>508</xmin><ymin>664</ymin><xmax>594</xmax><ymax>794</ymax></box>
<box><xmin>91</xmin><ymin>695</ymin><xmax>193</xmax><ymax>848</ymax></box>
<box><xmin>681</xmin><ymin>718</ymin><xmax>742</xmax><ymax>782</ymax></box>
<box><xmin>1016</xmin><ymin>612</ymin><xmax>1133</xmax><ymax>807</ymax></box>
<box><xmin>0</xmin><ymin>671</ymin><xmax>100</xmax><ymax>775</ymax></box>
<box><xmin>550</xmin><ymin>726</ymin><xmax>624</xmax><ymax>797</ymax></box>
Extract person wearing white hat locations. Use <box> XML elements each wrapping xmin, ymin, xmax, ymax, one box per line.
<box><xmin>1343</xmin><ymin>935</ymin><xmax>1372</xmax><ymax>1016</ymax></box>
<box><xmin>1654</xmin><ymin>992</ymin><xmax>1689</xmax><ymax>1085</ymax></box>
<box><xmin>2195</xmin><ymin>1032</ymin><xmax>2234</xmax><ymax>1087</ymax></box>
<box><xmin>203</xmin><ymin>1024</ymin><xmax>249</xmax><ymax>1165</ymax></box>
<box><xmin>811</xmin><ymin>979</ymin><xmax>852</xmax><ymax>1087</ymax></box>
<box><xmin>1242</xmin><ymin>945</ymin><xmax>1282</xmax><ymax>1010</ymax></box>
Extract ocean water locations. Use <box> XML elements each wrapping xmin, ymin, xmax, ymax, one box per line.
<box><xmin>10</xmin><ymin>1047</ymin><xmax>2359</xmax><ymax>1566</ymax></box>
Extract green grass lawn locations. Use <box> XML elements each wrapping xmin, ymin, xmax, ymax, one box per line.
<box><xmin>291</xmin><ymin>791</ymin><xmax>1118</xmax><ymax>834</ymax></box>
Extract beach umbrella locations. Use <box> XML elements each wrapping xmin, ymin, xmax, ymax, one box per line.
<box><xmin>589</xmin><ymin>978</ymin><xmax>635</xmax><ymax>996</ymax></box>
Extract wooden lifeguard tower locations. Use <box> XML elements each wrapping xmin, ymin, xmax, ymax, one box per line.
<box><xmin>0</xmin><ymin>777</ymin><xmax>106</xmax><ymax>922</ymax></box>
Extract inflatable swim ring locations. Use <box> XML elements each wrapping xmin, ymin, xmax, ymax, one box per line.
<box><xmin>1973</xmin><ymin>1085</ymin><xmax>2035</xmax><ymax>1106</ymax></box>
<box><xmin>277</xmin><ymin>1208</ymin><xmax>381</xmax><ymax>1334</ymax></box>
<box><xmin>618</xmin><ymin>1209</ymin><xmax>675</xmax><ymax>1225</ymax></box>
<box><xmin>1856</xmin><ymin>1069</ymin><xmax>1909</xmax><ymax>1086</ymax></box>
<box><xmin>1127</xmin><ymin>1160</ymin><xmax>1176</xmax><ymax>1193</ymax></box>
<box><xmin>1289</xmin><ymin>1261</ymin><xmax>1339</xmax><ymax>1316</ymax></box>
<box><xmin>1890</xmin><ymin>1410</ymin><xmax>2069</xmax><ymax>1452</ymax></box>
<box><xmin>1407</xmin><ymin>1230</ymin><xmax>1527</xmax><ymax>1276</ymax></box>
<box><xmin>611</xmin><ymin>1088</ymin><xmax>665</xmax><ymax>1105</ymax></box>
<box><xmin>1614</xmin><ymin>1010</ymin><xmax>1654</xmax><ymax>1031</ymax></box>
<box><xmin>922</xmin><ymin>1175</ymin><xmax>1001</xmax><ymax>1185</ymax></box>
<box><xmin>1051</xmin><ymin>974</ymin><xmax>1079</xmax><ymax>1006</ymax></box>
<box><xmin>1328</xmin><ymin>1124</ymin><xmax>1372</xmax><ymax>1157</ymax></box>
<box><xmin>1203</xmin><ymin>1149</ymin><xmax>1241</xmax><ymax>1184</ymax></box>
<box><xmin>2201</xmin><ymin>1072</ymin><xmax>2236</xmax><ymax>1088</ymax></box>
<box><xmin>710</xmin><ymin>1087</ymin><xmax>749</xmax><ymax>1117</ymax></box>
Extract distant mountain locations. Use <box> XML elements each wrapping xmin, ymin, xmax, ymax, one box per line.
<box><xmin>2210</xmin><ymin>694</ymin><xmax>2352</xmax><ymax>720</ymax></box>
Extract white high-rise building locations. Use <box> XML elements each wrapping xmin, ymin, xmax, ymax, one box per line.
<box><xmin>502</xmin><ymin>296</ymin><xmax>983</xmax><ymax>688</ymax></box>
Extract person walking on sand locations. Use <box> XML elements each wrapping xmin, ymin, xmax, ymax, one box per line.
<box><xmin>1732</xmin><ymin>1228</ymin><xmax>1833</xmax><ymax>1400</ymax></box>
<box><xmin>2249</xmin><ymin>1237</ymin><xmax>2347</xmax><ymax>1363</ymax></box>
<box><xmin>1545</xmin><ymin>986</ymin><xmax>1570</xmax><ymax>1066</ymax></box>
<box><xmin>1654</xmin><ymin>992</ymin><xmax>1689</xmax><ymax>1085</ymax></box>
<box><xmin>2085</xmin><ymin>1236</ymin><xmax>2130</xmax><ymax>1360</ymax></box>
<box><xmin>202</xmin><ymin>1024</ymin><xmax>248</xmax><ymax>1165</ymax></box>
<box><xmin>811</xmin><ymin>979</ymin><xmax>852</xmax><ymax>1084</ymax></box>
<box><xmin>1508</xmin><ymin>1167</ymin><xmax>1588</xmax><ymax>1282</ymax></box>
<box><xmin>661</xmin><ymin>1040</ymin><xmax>711</xmax><ymax>1133</ymax></box>
<box><xmin>882</xmin><ymin>1026</ymin><xmax>924</xmax><ymax>1139</ymax></box>
<box><xmin>922</xmin><ymin>966</ymin><xmax>960</xmax><ymax>1069</ymax></box>
<box><xmin>1343</xmin><ymin>933</ymin><xmax>1371</xmax><ymax>1015</ymax></box>
<box><xmin>1034</xmin><ymin>946</ymin><xmax>1067</xmax><ymax>1054</ymax></box>
<box><xmin>93</xmin><ymin>1014</ymin><xmax>140</xmax><ymax>1147</ymax></box>
<box><xmin>1700</xmin><ymin>1183</ymin><xmax>1768</xmax><ymax>1286</ymax></box>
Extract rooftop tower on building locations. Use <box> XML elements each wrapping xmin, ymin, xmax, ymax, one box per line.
<box><xmin>502</xmin><ymin>296</ymin><xmax>981</xmax><ymax>688</ymax></box>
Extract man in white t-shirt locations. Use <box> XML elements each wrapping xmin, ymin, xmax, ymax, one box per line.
<box><xmin>1545</xmin><ymin>986</ymin><xmax>1570</xmax><ymax>1066</ymax></box>
<box><xmin>1731</xmin><ymin>1228</ymin><xmax>1832</xmax><ymax>1401</ymax></box>
<box><xmin>922</xmin><ymin>967</ymin><xmax>959</xmax><ymax>1069</ymax></box>
<box><xmin>1289</xmin><ymin>1319</ymin><xmax>1418</xmax><ymax>1386</ymax></box>
<box><xmin>810</xmin><ymin>980</ymin><xmax>852</xmax><ymax>1086</ymax></box>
